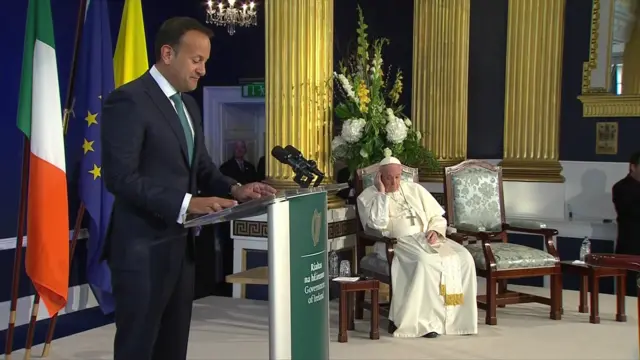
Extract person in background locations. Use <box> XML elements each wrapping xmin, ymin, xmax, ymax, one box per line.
<box><xmin>220</xmin><ymin>140</ymin><xmax>259</xmax><ymax>184</ymax></box>
<box><xmin>612</xmin><ymin>151</ymin><xmax>640</xmax><ymax>296</ymax></box>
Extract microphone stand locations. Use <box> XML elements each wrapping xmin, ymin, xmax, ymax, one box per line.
<box><xmin>293</xmin><ymin>170</ymin><xmax>313</xmax><ymax>188</ymax></box>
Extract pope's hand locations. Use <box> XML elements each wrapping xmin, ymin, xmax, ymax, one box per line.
<box><xmin>374</xmin><ymin>172</ymin><xmax>385</xmax><ymax>193</ymax></box>
<box><xmin>231</xmin><ymin>182</ymin><xmax>277</xmax><ymax>202</ymax></box>
<box><xmin>426</xmin><ymin>230</ymin><xmax>439</xmax><ymax>245</ymax></box>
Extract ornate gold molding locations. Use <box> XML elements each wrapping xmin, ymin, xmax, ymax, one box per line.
<box><xmin>498</xmin><ymin>160</ymin><xmax>565</xmax><ymax>183</ymax></box>
<box><xmin>502</xmin><ymin>0</ymin><xmax>565</xmax><ymax>183</ymax></box>
<box><xmin>582</xmin><ymin>0</ymin><xmax>609</xmax><ymax>94</ymax></box>
<box><xmin>622</xmin><ymin>2</ymin><xmax>640</xmax><ymax>94</ymax></box>
<box><xmin>579</xmin><ymin>93</ymin><xmax>640</xmax><ymax>116</ymax></box>
<box><xmin>412</xmin><ymin>0</ymin><xmax>469</xmax><ymax>183</ymax></box>
<box><xmin>578</xmin><ymin>0</ymin><xmax>640</xmax><ymax>116</ymax></box>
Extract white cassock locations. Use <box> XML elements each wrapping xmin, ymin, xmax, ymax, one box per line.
<box><xmin>357</xmin><ymin>182</ymin><xmax>478</xmax><ymax>337</ymax></box>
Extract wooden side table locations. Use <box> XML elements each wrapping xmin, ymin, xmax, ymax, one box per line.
<box><xmin>337</xmin><ymin>279</ymin><xmax>380</xmax><ymax>343</ymax></box>
<box><xmin>560</xmin><ymin>260</ymin><xmax>627</xmax><ymax>324</ymax></box>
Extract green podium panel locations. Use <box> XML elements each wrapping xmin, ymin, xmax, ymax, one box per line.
<box><xmin>269</xmin><ymin>191</ymin><xmax>329</xmax><ymax>360</ymax></box>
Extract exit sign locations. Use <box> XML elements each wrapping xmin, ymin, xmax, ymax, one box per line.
<box><xmin>242</xmin><ymin>83</ymin><xmax>265</xmax><ymax>98</ymax></box>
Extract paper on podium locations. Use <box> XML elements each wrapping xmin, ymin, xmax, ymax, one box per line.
<box><xmin>183</xmin><ymin>183</ymin><xmax>349</xmax><ymax>228</ymax></box>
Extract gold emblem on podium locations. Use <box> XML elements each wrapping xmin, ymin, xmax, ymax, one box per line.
<box><xmin>311</xmin><ymin>209</ymin><xmax>322</xmax><ymax>247</ymax></box>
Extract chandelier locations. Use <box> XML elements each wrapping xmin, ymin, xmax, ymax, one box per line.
<box><xmin>206</xmin><ymin>0</ymin><xmax>258</xmax><ymax>36</ymax></box>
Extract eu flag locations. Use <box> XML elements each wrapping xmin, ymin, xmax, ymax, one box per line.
<box><xmin>75</xmin><ymin>0</ymin><xmax>115</xmax><ymax>314</ymax></box>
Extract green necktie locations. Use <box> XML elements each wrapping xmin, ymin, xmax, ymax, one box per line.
<box><xmin>170</xmin><ymin>93</ymin><xmax>194</xmax><ymax>164</ymax></box>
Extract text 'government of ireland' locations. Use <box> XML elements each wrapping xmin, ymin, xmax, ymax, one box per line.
<box><xmin>304</xmin><ymin>261</ymin><xmax>325</xmax><ymax>304</ymax></box>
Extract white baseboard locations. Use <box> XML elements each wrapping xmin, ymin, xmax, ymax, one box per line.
<box><xmin>0</xmin><ymin>229</ymin><xmax>88</xmax><ymax>251</ymax></box>
<box><xmin>0</xmin><ymin>284</ymin><xmax>98</xmax><ymax>331</ymax></box>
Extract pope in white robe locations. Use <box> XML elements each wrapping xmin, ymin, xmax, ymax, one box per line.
<box><xmin>357</xmin><ymin>157</ymin><xmax>478</xmax><ymax>338</ymax></box>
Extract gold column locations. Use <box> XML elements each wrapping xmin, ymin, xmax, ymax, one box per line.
<box><xmin>264</xmin><ymin>0</ymin><xmax>334</xmax><ymax>189</ymax></box>
<box><xmin>622</xmin><ymin>6</ymin><xmax>640</xmax><ymax>94</ymax></box>
<box><xmin>500</xmin><ymin>0</ymin><xmax>565</xmax><ymax>183</ymax></box>
<box><xmin>412</xmin><ymin>0</ymin><xmax>470</xmax><ymax>182</ymax></box>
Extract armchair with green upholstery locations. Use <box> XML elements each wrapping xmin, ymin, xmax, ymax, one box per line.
<box><xmin>353</xmin><ymin>163</ymin><xmax>466</xmax><ymax>334</ymax></box>
<box><xmin>443</xmin><ymin>160</ymin><xmax>562</xmax><ymax>325</ymax></box>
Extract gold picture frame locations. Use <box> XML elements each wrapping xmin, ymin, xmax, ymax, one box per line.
<box><xmin>578</xmin><ymin>0</ymin><xmax>640</xmax><ymax>117</ymax></box>
<box><xmin>595</xmin><ymin>121</ymin><xmax>619</xmax><ymax>154</ymax></box>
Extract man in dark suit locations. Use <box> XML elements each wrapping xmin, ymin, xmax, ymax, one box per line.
<box><xmin>219</xmin><ymin>140</ymin><xmax>259</xmax><ymax>184</ymax></box>
<box><xmin>101</xmin><ymin>17</ymin><xmax>275</xmax><ymax>360</ymax></box>
<box><xmin>612</xmin><ymin>151</ymin><xmax>640</xmax><ymax>296</ymax></box>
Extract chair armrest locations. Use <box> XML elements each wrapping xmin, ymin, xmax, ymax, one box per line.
<box><xmin>454</xmin><ymin>223</ymin><xmax>502</xmax><ymax>240</ymax></box>
<box><xmin>356</xmin><ymin>230</ymin><xmax>397</xmax><ymax>245</ymax></box>
<box><xmin>448</xmin><ymin>232</ymin><xmax>467</xmax><ymax>243</ymax></box>
<box><xmin>455</xmin><ymin>223</ymin><xmax>483</xmax><ymax>233</ymax></box>
<box><xmin>445</xmin><ymin>228</ymin><xmax>467</xmax><ymax>243</ymax></box>
<box><xmin>503</xmin><ymin>221</ymin><xmax>558</xmax><ymax>237</ymax></box>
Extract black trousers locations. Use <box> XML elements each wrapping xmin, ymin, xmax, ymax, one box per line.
<box><xmin>625</xmin><ymin>272</ymin><xmax>638</xmax><ymax>297</ymax></box>
<box><xmin>111</xmin><ymin>238</ymin><xmax>195</xmax><ymax>360</ymax></box>
<box><xmin>616</xmin><ymin>243</ymin><xmax>640</xmax><ymax>298</ymax></box>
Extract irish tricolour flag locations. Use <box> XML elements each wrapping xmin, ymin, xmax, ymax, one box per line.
<box><xmin>16</xmin><ymin>0</ymin><xmax>69</xmax><ymax>316</ymax></box>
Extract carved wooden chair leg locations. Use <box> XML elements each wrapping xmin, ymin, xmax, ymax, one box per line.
<box><xmin>485</xmin><ymin>276</ymin><xmax>498</xmax><ymax>325</ymax></box>
<box><xmin>550</xmin><ymin>272</ymin><xmax>562</xmax><ymax>320</ymax></box>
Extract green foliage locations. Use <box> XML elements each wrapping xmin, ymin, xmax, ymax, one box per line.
<box><xmin>331</xmin><ymin>5</ymin><xmax>439</xmax><ymax>174</ymax></box>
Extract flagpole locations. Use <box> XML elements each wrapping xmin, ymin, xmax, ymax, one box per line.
<box><xmin>18</xmin><ymin>0</ymin><xmax>88</xmax><ymax>358</ymax></box>
<box><xmin>39</xmin><ymin>204</ymin><xmax>85</xmax><ymax>358</ymax></box>
<box><xmin>4</xmin><ymin>141</ymin><xmax>31</xmax><ymax>360</ymax></box>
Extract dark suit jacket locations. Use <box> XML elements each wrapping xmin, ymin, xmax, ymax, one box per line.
<box><xmin>101</xmin><ymin>72</ymin><xmax>237</xmax><ymax>269</ymax></box>
<box><xmin>257</xmin><ymin>156</ymin><xmax>265</xmax><ymax>181</ymax></box>
<box><xmin>219</xmin><ymin>158</ymin><xmax>258</xmax><ymax>185</ymax></box>
<box><xmin>613</xmin><ymin>174</ymin><xmax>640</xmax><ymax>254</ymax></box>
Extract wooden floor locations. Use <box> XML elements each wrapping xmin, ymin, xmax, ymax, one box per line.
<box><xmin>9</xmin><ymin>282</ymin><xmax>638</xmax><ymax>360</ymax></box>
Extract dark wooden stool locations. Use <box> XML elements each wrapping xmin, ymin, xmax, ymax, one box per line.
<box><xmin>337</xmin><ymin>279</ymin><xmax>380</xmax><ymax>343</ymax></box>
<box><xmin>560</xmin><ymin>260</ymin><xmax>627</xmax><ymax>324</ymax></box>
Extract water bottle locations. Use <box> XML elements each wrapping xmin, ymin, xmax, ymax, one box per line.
<box><xmin>579</xmin><ymin>237</ymin><xmax>591</xmax><ymax>262</ymax></box>
<box><xmin>339</xmin><ymin>260</ymin><xmax>352</xmax><ymax>277</ymax></box>
<box><xmin>329</xmin><ymin>251</ymin><xmax>339</xmax><ymax>278</ymax></box>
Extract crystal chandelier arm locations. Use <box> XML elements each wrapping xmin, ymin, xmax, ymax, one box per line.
<box><xmin>205</xmin><ymin>0</ymin><xmax>258</xmax><ymax>34</ymax></box>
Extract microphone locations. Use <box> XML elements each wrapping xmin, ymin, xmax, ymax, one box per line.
<box><xmin>271</xmin><ymin>146</ymin><xmax>313</xmax><ymax>175</ymax></box>
<box><xmin>284</xmin><ymin>145</ymin><xmax>325</xmax><ymax>178</ymax></box>
<box><xmin>283</xmin><ymin>145</ymin><xmax>325</xmax><ymax>187</ymax></box>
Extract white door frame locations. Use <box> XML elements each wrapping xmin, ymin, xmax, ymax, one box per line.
<box><xmin>202</xmin><ymin>86</ymin><xmax>266</xmax><ymax>165</ymax></box>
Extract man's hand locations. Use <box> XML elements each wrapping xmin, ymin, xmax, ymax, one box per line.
<box><xmin>188</xmin><ymin>197</ymin><xmax>238</xmax><ymax>214</ymax></box>
<box><xmin>231</xmin><ymin>182</ymin><xmax>277</xmax><ymax>202</ymax></box>
<box><xmin>374</xmin><ymin>172</ymin><xmax>385</xmax><ymax>193</ymax></box>
<box><xmin>426</xmin><ymin>230</ymin><xmax>439</xmax><ymax>245</ymax></box>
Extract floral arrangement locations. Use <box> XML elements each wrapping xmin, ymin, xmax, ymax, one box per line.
<box><xmin>331</xmin><ymin>6</ymin><xmax>439</xmax><ymax>175</ymax></box>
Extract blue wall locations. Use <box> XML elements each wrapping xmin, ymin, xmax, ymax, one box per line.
<box><xmin>467</xmin><ymin>0</ymin><xmax>508</xmax><ymax>159</ymax></box>
<box><xmin>466</xmin><ymin>0</ymin><xmax>640</xmax><ymax>162</ymax></box>
<box><xmin>560</xmin><ymin>0</ymin><xmax>640</xmax><ymax>162</ymax></box>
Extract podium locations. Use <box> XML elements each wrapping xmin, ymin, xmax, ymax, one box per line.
<box><xmin>185</xmin><ymin>184</ymin><xmax>348</xmax><ymax>360</ymax></box>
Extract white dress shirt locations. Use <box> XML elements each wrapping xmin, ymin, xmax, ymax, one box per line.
<box><xmin>148</xmin><ymin>65</ymin><xmax>194</xmax><ymax>224</ymax></box>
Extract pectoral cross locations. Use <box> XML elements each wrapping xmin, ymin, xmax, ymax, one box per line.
<box><xmin>405</xmin><ymin>210</ymin><xmax>418</xmax><ymax>226</ymax></box>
